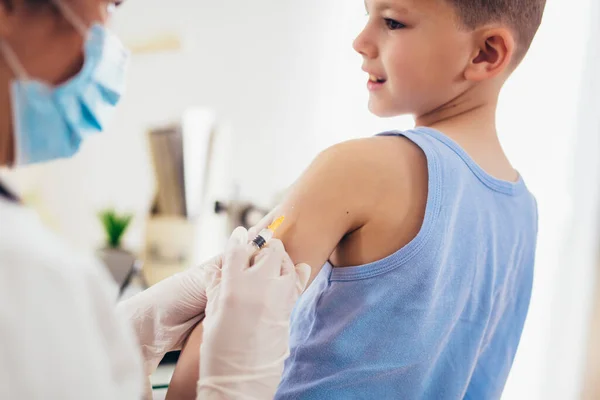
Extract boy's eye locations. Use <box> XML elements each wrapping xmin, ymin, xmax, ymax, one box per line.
<box><xmin>384</xmin><ymin>18</ymin><xmax>406</xmax><ymax>30</ymax></box>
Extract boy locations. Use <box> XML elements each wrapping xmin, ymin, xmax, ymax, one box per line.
<box><xmin>168</xmin><ymin>0</ymin><xmax>543</xmax><ymax>398</ymax></box>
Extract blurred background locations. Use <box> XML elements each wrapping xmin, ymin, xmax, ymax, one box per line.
<box><xmin>1</xmin><ymin>0</ymin><xmax>599</xmax><ymax>398</ymax></box>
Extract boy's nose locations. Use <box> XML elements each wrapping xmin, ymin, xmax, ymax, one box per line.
<box><xmin>353</xmin><ymin>29</ymin><xmax>378</xmax><ymax>59</ymax></box>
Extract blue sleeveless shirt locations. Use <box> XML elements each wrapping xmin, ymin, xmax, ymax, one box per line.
<box><xmin>275</xmin><ymin>127</ymin><xmax>538</xmax><ymax>400</ymax></box>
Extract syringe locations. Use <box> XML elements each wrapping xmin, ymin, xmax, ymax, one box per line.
<box><xmin>250</xmin><ymin>216</ymin><xmax>285</xmax><ymax>250</ymax></box>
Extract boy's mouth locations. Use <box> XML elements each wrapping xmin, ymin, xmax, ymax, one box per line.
<box><xmin>367</xmin><ymin>74</ymin><xmax>387</xmax><ymax>91</ymax></box>
<box><xmin>369</xmin><ymin>74</ymin><xmax>386</xmax><ymax>84</ymax></box>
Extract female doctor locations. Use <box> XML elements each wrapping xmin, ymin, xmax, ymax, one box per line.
<box><xmin>0</xmin><ymin>0</ymin><xmax>310</xmax><ymax>398</ymax></box>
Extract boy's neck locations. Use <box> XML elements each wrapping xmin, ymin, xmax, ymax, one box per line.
<box><xmin>415</xmin><ymin>86</ymin><xmax>499</xmax><ymax>141</ymax></box>
<box><xmin>415</xmin><ymin>86</ymin><xmax>519</xmax><ymax>182</ymax></box>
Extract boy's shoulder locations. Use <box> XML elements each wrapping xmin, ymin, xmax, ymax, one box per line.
<box><xmin>318</xmin><ymin>135</ymin><xmax>426</xmax><ymax>184</ymax></box>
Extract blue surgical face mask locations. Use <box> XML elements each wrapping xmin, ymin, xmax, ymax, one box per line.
<box><xmin>0</xmin><ymin>0</ymin><xmax>130</xmax><ymax>166</ymax></box>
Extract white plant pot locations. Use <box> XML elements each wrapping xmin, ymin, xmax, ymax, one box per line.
<box><xmin>97</xmin><ymin>247</ymin><xmax>137</xmax><ymax>288</ymax></box>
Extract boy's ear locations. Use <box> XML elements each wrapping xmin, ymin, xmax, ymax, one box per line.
<box><xmin>465</xmin><ymin>27</ymin><xmax>516</xmax><ymax>82</ymax></box>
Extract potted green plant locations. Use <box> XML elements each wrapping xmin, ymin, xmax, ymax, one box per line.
<box><xmin>97</xmin><ymin>209</ymin><xmax>136</xmax><ymax>286</ymax></box>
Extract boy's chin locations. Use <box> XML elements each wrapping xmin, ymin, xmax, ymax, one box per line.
<box><xmin>367</xmin><ymin>101</ymin><xmax>405</xmax><ymax>118</ymax></box>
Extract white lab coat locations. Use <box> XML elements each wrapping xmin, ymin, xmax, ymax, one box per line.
<box><xmin>0</xmin><ymin>198</ymin><xmax>145</xmax><ymax>398</ymax></box>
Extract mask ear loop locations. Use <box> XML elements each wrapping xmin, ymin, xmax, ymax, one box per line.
<box><xmin>0</xmin><ymin>0</ymin><xmax>88</xmax><ymax>81</ymax></box>
<box><xmin>0</xmin><ymin>42</ymin><xmax>29</xmax><ymax>80</ymax></box>
<box><xmin>51</xmin><ymin>0</ymin><xmax>89</xmax><ymax>37</ymax></box>
<box><xmin>0</xmin><ymin>0</ymin><xmax>91</xmax><ymax>81</ymax></box>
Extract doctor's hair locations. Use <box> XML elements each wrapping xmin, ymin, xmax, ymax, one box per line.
<box><xmin>445</xmin><ymin>0</ymin><xmax>546</xmax><ymax>63</ymax></box>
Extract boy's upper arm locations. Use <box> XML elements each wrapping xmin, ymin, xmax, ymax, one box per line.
<box><xmin>272</xmin><ymin>139</ymin><xmax>393</xmax><ymax>281</ymax></box>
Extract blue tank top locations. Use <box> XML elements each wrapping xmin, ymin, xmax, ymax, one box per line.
<box><xmin>275</xmin><ymin>127</ymin><xmax>538</xmax><ymax>400</ymax></box>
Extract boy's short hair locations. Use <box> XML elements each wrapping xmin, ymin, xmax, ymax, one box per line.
<box><xmin>445</xmin><ymin>0</ymin><xmax>546</xmax><ymax>63</ymax></box>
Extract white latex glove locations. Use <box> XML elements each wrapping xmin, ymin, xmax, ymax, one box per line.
<box><xmin>116</xmin><ymin>256</ymin><xmax>219</xmax><ymax>377</ymax></box>
<box><xmin>197</xmin><ymin>227</ymin><xmax>310</xmax><ymax>400</ymax></box>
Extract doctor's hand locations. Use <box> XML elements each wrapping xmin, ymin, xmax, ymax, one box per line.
<box><xmin>197</xmin><ymin>227</ymin><xmax>310</xmax><ymax>400</ymax></box>
<box><xmin>117</xmin><ymin>253</ymin><xmax>222</xmax><ymax>376</ymax></box>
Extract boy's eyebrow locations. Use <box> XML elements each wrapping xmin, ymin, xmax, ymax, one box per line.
<box><xmin>365</xmin><ymin>0</ymin><xmax>410</xmax><ymax>14</ymax></box>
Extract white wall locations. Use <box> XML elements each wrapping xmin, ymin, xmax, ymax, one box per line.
<box><xmin>539</xmin><ymin>0</ymin><xmax>600</xmax><ymax>397</ymax></box>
